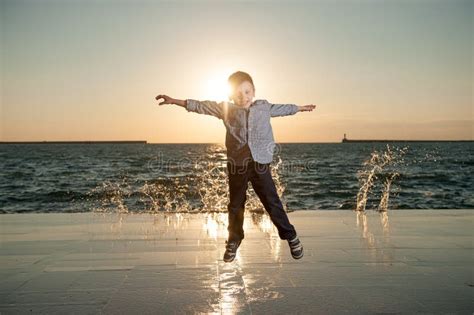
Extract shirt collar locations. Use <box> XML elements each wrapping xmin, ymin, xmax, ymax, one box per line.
<box><xmin>230</xmin><ymin>101</ymin><xmax>254</xmax><ymax>110</ymax></box>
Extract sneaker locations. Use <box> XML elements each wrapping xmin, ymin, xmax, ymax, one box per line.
<box><xmin>288</xmin><ymin>236</ymin><xmax>304</xmax><ymax>259</ymax></box>
<box><xmin>223</xmin><ymin>239</ymin><xmax>241</xmax><ymax>263</ymax></box>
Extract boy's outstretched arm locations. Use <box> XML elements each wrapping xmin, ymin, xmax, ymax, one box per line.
<box><xmin>155</xmin><ymin>94</ymin><xmax>224</xmax><ymax>120</ymax></box>
<box><xmin>155</xmin><ymin>94</ymin><xmax>187</xmax><ymax>107</ymax></box>
<box><xmin>269</xmin><ymin>100</ymin><xmax>317</xmax><ymax>117</ymax></box>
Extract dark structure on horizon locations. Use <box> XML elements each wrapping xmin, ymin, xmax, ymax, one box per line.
<box><xmin>341</xmin><ymin>134</ymin><xmax>472</xmax><ymax>143</ymax></box>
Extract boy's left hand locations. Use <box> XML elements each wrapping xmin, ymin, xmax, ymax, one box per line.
<box><xmin>298</xmin><ymin>105</ymin><xmax>317</xmax><ymax>112</ymax></box>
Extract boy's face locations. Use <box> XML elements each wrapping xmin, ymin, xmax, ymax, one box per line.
<box><xmin>230</xmin><ymin>81</ymin><xmax>255</xmax><ymax>108</ymax></box>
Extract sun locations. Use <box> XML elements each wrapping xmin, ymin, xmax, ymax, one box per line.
<box><xmin>203</xmin><ymin>74</ymin><xmax>232</xmax><ymax>102</ymax></box>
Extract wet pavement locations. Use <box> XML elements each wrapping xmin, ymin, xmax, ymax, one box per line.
<box><xmin>0</xmin><ymin>210</ymin><xmax>473</xmax><ymax>314</ymax></box>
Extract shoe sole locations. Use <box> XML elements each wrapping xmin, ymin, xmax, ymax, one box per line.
<box><xmin>292</xmin><ymin>251</ymin><xmax>304</xmax><ymax>259</ymax></box>
<box><xmin>223</xmin><ymin>257</ymin><xmax>235</xmax><ymax>263</ymax></box>
<box><xmin>223</xmin><ymin>252</ymin><xmax>237</xmax><ymax>262</ymax></box>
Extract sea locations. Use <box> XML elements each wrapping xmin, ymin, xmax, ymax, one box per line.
<box><xmin>0</xmin><ymin>142</ymin><xmax>473</xmax><ymax>213</ymax></box>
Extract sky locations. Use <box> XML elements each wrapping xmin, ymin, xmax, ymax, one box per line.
<box><xmin>1</xmin><ymin>0</ymin><xmax>472</xmax><ymax>143</ymax></box>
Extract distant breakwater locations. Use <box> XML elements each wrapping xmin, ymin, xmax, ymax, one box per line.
<box><xmin>0</xmin><ymin>141</ymin><xmax>147</xmax><ymax>144</ymax></box>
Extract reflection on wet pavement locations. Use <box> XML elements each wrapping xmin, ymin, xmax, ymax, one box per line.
<box><xmin>1</xmin><ymin>210</ymin><xmax>472</xmax><ymax>314</ymax></box>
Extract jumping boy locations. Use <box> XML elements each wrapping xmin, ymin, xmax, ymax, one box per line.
<box><xmin>155</xmin><ymin>71</ymin><xmax>316</xmax><ymax>262</ymax></box>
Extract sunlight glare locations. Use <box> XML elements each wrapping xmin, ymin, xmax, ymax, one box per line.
<box><xmin>203</xmin><ymin>73</ymin><xmax>232</xmax><ymax>102</ymax></box>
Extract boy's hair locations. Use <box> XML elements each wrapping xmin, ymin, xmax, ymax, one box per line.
<box><xmin>228</xmin><ymin>71</ymin><xmax>255</xmax><ymax>92</ymax></box>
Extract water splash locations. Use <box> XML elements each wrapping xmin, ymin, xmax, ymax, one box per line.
<box><xmin>378</xmin><ymin>173</ymin><xmax>399</xmax><ymax>212</ymax></box>
<box><xmin>354</xmin><ymin>145</ymin><xmax>407</xmax><ymax>252</ymax></box>
<box><xmin>88</xmin><ymin>156</ymin><xmax>287</xmax><ymax>214</ymax></box>
<box><xmin>88</xmin><ymin>179</ymin><xmax>131</xmax><ymax>214</ymax></box>
<box><xmin>355</xmin><ymin>145</ymin><xmax>408</xmax><ymax>212</ymax></box>
<box><xmin>140</xmin><ymin>179</ymin><xmax>193</xmax><ymax>212</ymax></box>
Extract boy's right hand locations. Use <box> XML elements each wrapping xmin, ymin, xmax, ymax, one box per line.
<box><xmin>155</xmin><ymin>94</ymin><xmax>174</xmax><ymax>105</ymax></box>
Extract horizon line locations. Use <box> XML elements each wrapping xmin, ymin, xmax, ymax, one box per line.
<box><xmin>1</xmin><ymin>139</ymin><xmax>473</xmax><ymax>144</ymax></box>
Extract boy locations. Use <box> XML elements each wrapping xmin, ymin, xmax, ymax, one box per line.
<box><xmin>155</xmin><ymin>71</ymin><xmax>316</xmax><ymax>262</ymax></box>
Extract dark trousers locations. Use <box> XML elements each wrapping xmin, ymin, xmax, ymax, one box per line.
<box><xmin>226</xmin><ymin>160</ymin><xmax>297</xmax><ymax>242</ymax></box>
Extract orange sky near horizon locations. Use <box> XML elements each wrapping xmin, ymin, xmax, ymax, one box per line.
<box><xmin>1</xmin><ymin>0</ymin><xmax>472</xmax><ymax>143</ymax></box>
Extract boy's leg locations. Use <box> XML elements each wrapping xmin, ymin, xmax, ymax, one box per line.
<box><xmin>226</xmin><ymin>161</ymin><xmax>249</xmax><ymax>242</ymax></box>
<box><xmin>248</xmin><ymin>162</ymin><xmax>297</xmax><ymax>240</ymax></box>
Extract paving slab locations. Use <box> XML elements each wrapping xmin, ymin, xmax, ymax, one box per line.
<box><xmin>0</xmin><ymin>210</ymin><xmax>473</xmax><ymax>314</ymax></box>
